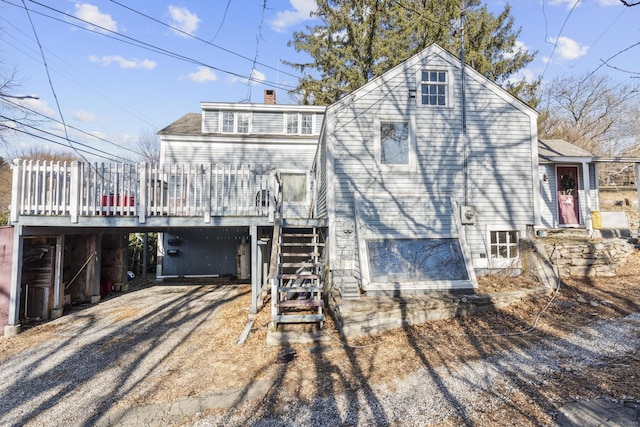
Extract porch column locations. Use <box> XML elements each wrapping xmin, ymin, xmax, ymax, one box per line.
<box><xmin>142</xmin><ymin>232</ymin><xmax>148</xmax><ymax>281</ymax></box>
<box><xmin>581</xmin><ymin>161</ymin><xmax>592</xmax><ymax>231</ymax></box>
<box><xmin>5</xmin><ymin>225</ymin><xmax>23</xmax><ymax>336</ymax></box>
<box><xmin>250</xmin><ymin>225</ymin><xmax>258</xmax><ymax>317</ymax></box>
<box><xmin>51</xmin><ymin>235</ymin><xmax>65</xmax><ymax>319</ymax></box>
<box><xmin>10</xmin><ymin>159</ymin><xmax>22</xmax><ymax>223</ymax></box>
<box><xmin>90</xmin><ymin>234</ymin><xmax>102</xmax><ymax>304</ymax></box>
<box><xmin>636</xmin><ymin>163</ymin><xmax>640</xmax><ymax>234</ymax></box>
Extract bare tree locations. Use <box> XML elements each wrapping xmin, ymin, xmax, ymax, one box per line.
<box><xmin>0</xmin><ymin>66</ymin><xmax>38</xmax><ymax>145</ymax></box>
<box><xmin>136</xmin><ymin>127</ymin><xmax>160</xmax><ymax>164</ymax></box>
<box><xmin>538</xmin><ymin>73</ymin><xmax>640</xmax><ymax>156</ymax></box>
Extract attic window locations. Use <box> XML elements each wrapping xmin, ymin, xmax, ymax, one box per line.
<box><xmin>421</xmin><ymin>70</ymin><xmax>447</xmax><ymax>106</ymax></box>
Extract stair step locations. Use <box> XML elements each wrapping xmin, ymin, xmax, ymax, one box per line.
<box><xmin>282</xmin><ymin>242</ymin><xmax>325</xmax><ymax>247</ymax></box>
<box><xmin>278</xmin><ymin>274</ymin><xmax>320</xmax><ymax>280</ymax></box>
<box><xmin>281</xmin><ymin>233</ymin><xmax>318</xmax><ymax>238</ymax></box>
<box><xmin>280</xmin><ymin>262</ymin><xmax>320</xmax><ymax>268</ymax></box>
<box><xmin>277</xmin><ymin>300</ymin><xmax>324</xmax><ymax>308</ymax></box>
<box><xmin>273</xmin><ymin>314</ymin><xmax>325</xmax><ymax>324</ymax></box>
<box><xmin>280</xmin><ymin>252</ymin><xmax>320</xmax><ymax>257</ymax></box>
<box><xmin>277</xmin><ymin>286</ymin><xmax>322</xmax><ymax>292</ymax></box>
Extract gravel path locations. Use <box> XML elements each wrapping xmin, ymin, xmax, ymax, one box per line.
<box><xmin>197</xmin><ymin>312</ymin><xmax>640</xmax><ymax>427</ymax></box>
<box><xmin>1</xmin><ymin>284</ymin><xmax>638</xmax><ymax>427</ymax></box>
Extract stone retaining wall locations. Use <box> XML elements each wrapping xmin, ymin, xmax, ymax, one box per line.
<box><xmin>544</xmin><ymin>239</ymin><xmax>635</xmax><ymax>277</ymax></box>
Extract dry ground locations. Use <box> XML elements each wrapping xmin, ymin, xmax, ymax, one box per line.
<box><xmin>1</xmin><ymin>248</ymin><xmax>640</xmax><ymax>426</ymax></box>
<box><xmin>599</xmin><ymin>187</ymin><xmax>639</xmax><ymax>228</ymax></box>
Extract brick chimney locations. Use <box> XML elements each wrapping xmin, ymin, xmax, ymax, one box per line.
<box><xmin>264</xmin><ymin>89</ymin><xmax>276</xmax><ymax>105</ymax></box>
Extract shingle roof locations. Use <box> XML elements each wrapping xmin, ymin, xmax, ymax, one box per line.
<box><xmin>157</xmin><ymin>113</ymin><xmax>201</xmax><ymax>136</ymax></box>
<box><xmin>538</xmin><ymin>139</ymin><xmax>594</xmax><ymax>160</ymax></box>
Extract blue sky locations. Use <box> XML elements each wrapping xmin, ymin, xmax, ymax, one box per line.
<box><xmin>0</xmin><ymin>0</ymin><xmax>638</xmax><ymax>162</ymax></box>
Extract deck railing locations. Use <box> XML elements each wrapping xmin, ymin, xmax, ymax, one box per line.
<box><xmin>10</xmin><ymin>160</ymin><xmax>275</xmax><ymax>224</ymax></box>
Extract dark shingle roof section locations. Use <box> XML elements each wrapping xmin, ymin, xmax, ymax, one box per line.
<box><xmin>538</xmin><ymin>139</ymin><xmax>594</xmax><ymax>160</ymax></box>
<box><xmin>157</xmin><ymin>113</ymin><xmax>201</xmax><ymax>136</ymax></box>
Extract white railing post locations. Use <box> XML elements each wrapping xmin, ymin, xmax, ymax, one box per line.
<box><xmin>204</xmin><ymin>164</ymin><xmax>212</xmax><ymax>223</ymax></box>
<box><xmin>10</xmin><ymin>159</ymin><xmax>23</xmax><ymax>223</ymax></box>
<box><xmin>139</xmin><ymin>163</ymin><xmax>147</xmax><ymax>224</ymax></box>
<box><xmin>70</xmin><ymin>161</ymin><xmax>80</xmax><ymax>223</ymax></box>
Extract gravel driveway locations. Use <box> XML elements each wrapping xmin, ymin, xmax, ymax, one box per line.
<box><xmin>0</xmin><ymin>282</ymin><xmax>639</xmax><ymax>426</ymax></box>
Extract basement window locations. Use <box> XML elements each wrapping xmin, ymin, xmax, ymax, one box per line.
<box><xmin>490</xmin><ymin>231</ymin><xmax>519</xmax><ymax>259</ymax></box>
<box><xmin>367</xmin><ymin>238</ymin><xmax>469</xmax><ymax>282</ymax></box>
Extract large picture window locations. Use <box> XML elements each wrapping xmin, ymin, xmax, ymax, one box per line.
<box><xmin>367</xmin><ymin>238</ymin><xmax>469</xmax><ymax>282</ymax></box>
<box><xmin>421</xmin><ymin>70</ymin><xmax>447</xmax><ymax>106</ymax></box>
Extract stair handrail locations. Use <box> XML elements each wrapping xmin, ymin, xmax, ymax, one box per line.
<box><xmin>268</xmin><ymin>173</ymin><xmax>284</xmax><ymax>321</ymax></box>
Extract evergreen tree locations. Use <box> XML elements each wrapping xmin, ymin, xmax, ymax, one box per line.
<box><xmin>286</xmin><ymin>0</ymin><xmax>538</xmax><ymax>106</ymax></box>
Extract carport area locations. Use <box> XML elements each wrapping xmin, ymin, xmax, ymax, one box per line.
<box><xmin>0</xmin><ymin>281</ymin><xmax>270</xmax><ymax>426</ymax></box>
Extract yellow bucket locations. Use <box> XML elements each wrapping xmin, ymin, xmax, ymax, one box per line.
<box><xmin>591</xmin><ymin>211</ymin><xmax>602</xmax><ymax>229</ymax></box>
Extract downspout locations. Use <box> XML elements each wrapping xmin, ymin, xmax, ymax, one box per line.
<box><xmin>460</xmin><ymin>8</ymin><xmax>469</xmax><ymax>206</ymax></box>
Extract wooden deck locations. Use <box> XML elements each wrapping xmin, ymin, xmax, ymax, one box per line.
<box><xmin>10</xmin><ymin>160</ymin><xmax>277</xmax><ymax>228</ymax></box>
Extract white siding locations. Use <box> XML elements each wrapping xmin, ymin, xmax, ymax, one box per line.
<box><xmin>163</xmin><ymin>140</ymin><xmax>318</xmax><ymax>172</ymax></box>
<box><xmin>253</xmin><ymin>112</ymin><xmax>284</xmax><ymax>134</ymax></box>
<box><xmin>320</xmin><ymin>46</ymin><xmax>538</xmax><ymax>278</ymax></box>
<box><xmin>203</xmin><ymin>110</ymin><xmax>219</xmax><ymax>133</ymax></box>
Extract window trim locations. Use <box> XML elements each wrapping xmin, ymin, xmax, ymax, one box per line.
<box><xmin>417</xmin><ymin>68</ymin><xmax>453</xmax><ymax>108</ymax></box>
<box><xmin>490</xmin><ymin>230</ymin><xmax>519</xmax><ymax>260</ymax></box>
<box><xmin>285</xmin><ymin>112</ymin><xmax>315</xmax><ymax>135</ymax></box>
<box><xmin>373</xmin><ymin>116</ymin><xmax>417</xmax><ymax>172</ymax></box>
<box><xmin>220</xmin><ymin>111</ymin><xmax>251</xmax><ymax>134</ymax></box>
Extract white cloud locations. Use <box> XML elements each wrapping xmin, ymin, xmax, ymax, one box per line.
<box><xmin>549</xmin><ymin>36</ymin><xmax>589</xmax><ymax>61</ymax></box>
<box><xmin>597</xmin><ymin>0</ymin><xmax>619</xmax><ymax>5</ymax></box>
<box><xmin>168</xmin><ymin>5</ymin><xmax>201</xmax><ymax>37</ymax></box>
<box><xmin>270</xmin><ymin>0</ymin><xmax>316</xmax><ymax>32</ymax></box>
<box><xmin>228</xmin><ymin>69</ymin><xmax>267</xmax><ymax>86</ymax></box>
<box><xmin>188</xmin><ymin>66</ymin><xmax>218</xmax><ymax>83</ymax></box>
<box><xmin>73</xmin><ymin>110</ymin><xmax>97</xmax><ymax>122</ymax></box>
<box><xmin>89</xmin><ymin>55</ymin><xmax>157</xmax><ymax>69</ymax></box>
<box><xmin>20</xmin><ymin>98</ymin><xmax>55</xmax><ymax>117</ymax></box>
<box><xmin>74</xmin><ymin>3</ymin><xmax>118</xmax><ymax>32</ymax></box>
<box><xmin>549</xmin><ymin>0</ymin><xmax>582</xmax><ymax>10</ymax></box>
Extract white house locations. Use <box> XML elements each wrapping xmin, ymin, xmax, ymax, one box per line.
<box><xmin>311</xmin><ymin>44</ymin><xmax>540</xmax><ymax>296</ymax></box>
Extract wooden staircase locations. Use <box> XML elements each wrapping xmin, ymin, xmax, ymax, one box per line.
<box><xmin>271</xmin><ymin>227</ymin><xmax>325</xmax><ymax>328</ymax></box>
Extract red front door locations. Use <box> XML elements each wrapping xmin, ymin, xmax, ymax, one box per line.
<box><xmin>557</xmin><ymin>166</ymin><xmax>580</xmax><ymax>225</ymax></box>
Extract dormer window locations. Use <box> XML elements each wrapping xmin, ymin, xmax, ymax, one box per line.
<box><xmin>286</xmin><ymin>113</ymin><xmax>314</xmax><ymax>135</ymax></box>
<box><xmin>420</xmin><ymin>70</ymin><xmax>448</xmax><ymax>106</ymax></box>
<box><xmin>221</xmin><ymin>111</ymin><xmax>250</xmax><ymax>133</ymax></box>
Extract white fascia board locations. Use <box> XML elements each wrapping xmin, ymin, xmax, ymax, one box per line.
<box><xmin>160</xmin><ymin>135</ymin><xmax>321</xmax><ymax>146</ymax></box>
<box><xmin>545</xmin><ymin>156</ymin><xmax>594</xmax><ymax>163</ymax></box>
<box><xmin>200</xmin><ymin>102</ymin><xmax>326</xmax><ymax>114</ymax></box>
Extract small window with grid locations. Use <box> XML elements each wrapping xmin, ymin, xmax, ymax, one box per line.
<box><xmin>420</xmin><ymin>70</ymin><xmax>447</xmax><ymax>106</ymax></box>
<box><xmin>490</xmin><ymin>231</ymin><xmax>519</xmax><ymax>259</ymax></box>
<box><xmin>237</xmin><ymin>112</ymin><xmax>250</xmax><ymax>133</ymax></box>
<box><xmin>286</xmin><ymin>113</ymin><xmax>298</xmax><ymax>134</ymax></box>
<box><xmin>301</xmin><ymin>114</ymin><xmax>313</xmax><ymax>134</ymax></box>
<box><xmin>222</xmin><ymin>112</ymin><xmax>235</xmax><ymax>133</ymax></box>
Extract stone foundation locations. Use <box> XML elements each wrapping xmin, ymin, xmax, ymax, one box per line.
<box><xmin>544</xmin><ymin>238</ymin><xmax>636</xmax><ymax>277</ymax></box>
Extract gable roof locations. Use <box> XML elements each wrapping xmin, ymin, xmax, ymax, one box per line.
<box><xmin>325</xmin><ymin>43</ymin><xmax>537</xmax><ymax>118</ymax></box>
<box><xmin>538</xmin><ymin>139</ymin><xmax>594</xmax><ymax>162</ymax></box>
